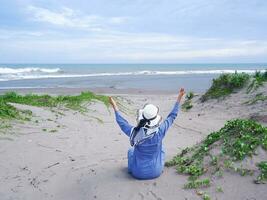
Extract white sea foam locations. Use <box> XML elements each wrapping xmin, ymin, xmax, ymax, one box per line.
<box><xmin>0</xmin><ymin>67</ymin><xmax>61</xmax><ymax>74</ymax></box>
<box><xmin>0</xmin><ymin>68</ymin><xmax>265</xmax><ymax>81</ymax></box>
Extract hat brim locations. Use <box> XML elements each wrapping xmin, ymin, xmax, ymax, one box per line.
<box><xmin>148</xmin><ymin>115</ymin><xmax>162</xmax><ymax>127</ymax></box>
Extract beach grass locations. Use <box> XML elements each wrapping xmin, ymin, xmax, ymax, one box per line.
<box><xmin>201</xmin><ymin>72</ymin><xmax>250</xmax><ymax>102</ymax></box>
<box><xmin>247</xmin><ymin>70</ymin><xmax>267</xmax><ymax>93</ymax></box>
<box><xmin>0</xmin><ymin>120</ymin><xmax>12</xmax><ymax>133</ymax></box>
<box><xmin>201</xmin><ymin>70</ymin><xmax>267</xmax><ymax>102</ymax></box>
<box><xmin>244</xmin><ymin>93</ymin><xmax>267</xmax><ymax>105</ymax></box>
<box><xmin>0</xmin><ymin>98</ymin><xmax>21</xmax><ymax>119</ymax></box>
<box><xmin>182</xmin><ymin>91</ymin><xmax>194</xmax><ymax>111</ymax></box>
<box><xmin>0</xmin><ymin>91</ymin><xmax>109</xmax><ymax>119</ymax></box>
<box><xmin>166</xmin><ymin>119</ymin><xmax>267</xmax><ymax>188</ymax></box>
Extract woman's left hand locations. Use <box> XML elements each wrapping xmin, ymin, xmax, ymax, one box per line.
<box><xmin>179</xmin><ymin>88</ymin><xmax>185</xmax><ymax>97</ymax></box>
<box><xmin>177</xmin><ymin>88</ymin><xmax>185</xmax><ymax>103</ymax></box>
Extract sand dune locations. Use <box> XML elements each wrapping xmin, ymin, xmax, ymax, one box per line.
<box><xmin>0</xmin><ymin>85</ymin><xmax>266</xmax><ymax>200</ymax></box>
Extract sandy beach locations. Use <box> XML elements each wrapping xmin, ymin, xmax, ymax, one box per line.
<box><xmin>0</xmin><ymin>84</ymin><xmax>266</xmax><ymax>200</ymax></box>
<box><xmin>1</xmin><ymin>0</ymin><xmax>267</xmax><ymax>198</ymax></box>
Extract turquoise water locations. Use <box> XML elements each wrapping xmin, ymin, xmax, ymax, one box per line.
<box><xmin>0</xmin><ymin>63</ymin><xmax>266</xmax><ymax>92</ymax></box>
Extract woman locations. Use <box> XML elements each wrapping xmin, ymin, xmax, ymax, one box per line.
<box><xmin>109</xmin><ymin>88</ymin><xmax>185</xmax><ymax>180</ymax></box>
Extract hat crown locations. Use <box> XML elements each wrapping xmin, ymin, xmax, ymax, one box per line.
<box><xmin>143</xmin><ymin>104</ymin><xmax>158</xmax><ymax>120</ymax></box>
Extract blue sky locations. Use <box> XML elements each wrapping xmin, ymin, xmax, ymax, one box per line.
<box><xmin>0</xmin><ymin>0</ymin><xmax>267</xmax><ymax>63</ymax></box>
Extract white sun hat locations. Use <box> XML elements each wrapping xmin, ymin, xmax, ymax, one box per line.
<box><xmin>137</xmin><ymin>104</ymin><xmax>162</xmax><ymax>128</ymax></box>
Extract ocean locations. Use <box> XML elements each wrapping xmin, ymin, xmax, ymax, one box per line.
<box><xmin>0</xmin><ymin>64</ymin><xmax>266</xmax><ymax>93</ymax></box>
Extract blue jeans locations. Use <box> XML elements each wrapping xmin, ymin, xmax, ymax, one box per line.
<box><xmin>127</xmin><ymin>148</ymin><xmax>134</xmax><ymax>173</ymax></box>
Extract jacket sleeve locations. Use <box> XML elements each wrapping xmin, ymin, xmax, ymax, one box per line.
<box><xmin>115</xmin><ymin>111</ymin><xmax>134</xmax><ymax>137</ymax></box>
<box><xmin>159</xmin><ymin>102</ymin><xmax>179</xmax><ymax>138</ymax></box>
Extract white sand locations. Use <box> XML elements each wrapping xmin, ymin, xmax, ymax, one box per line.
<box><xmin>0</xmin><ymin>85</ymin><xmax>266</xmax><ymax>200</ymax></box>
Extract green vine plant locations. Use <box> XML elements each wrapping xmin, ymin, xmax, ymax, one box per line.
<box><xmin>255</xmin><ymin>161</ymin><xmax>267</xmax><ymax>184</ymax></box>
<box><xmin>166</xmin><ymin>119</ymin><xmax>267</xmax><ymax>191</ymax></box>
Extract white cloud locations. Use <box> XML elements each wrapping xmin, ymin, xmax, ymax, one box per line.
<box><xmin>109</xmin><ymin>17</ymin><xmax>127</xmax><ymax>24</ymax></box>
<box><xmin>111</xmin><ymin>46</ymin><xmax>267</xmax><ymax>60</ymax></box>
<box><xmin>0</xmin><ymin>29</ymin><xmax>44</xmax><ymax>39</ymax></box>
<box><xmin>1</xmin><ymin>29</ymin><xmax>267</xmax><ymax>62</ymax></box>
<box><xmin>27</xmin><ymin>6</ymin><xmax>128</xmax><ymax>31</ymax></box>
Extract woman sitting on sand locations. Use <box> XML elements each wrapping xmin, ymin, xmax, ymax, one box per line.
<box><xmin>109</xmin><ymin>88</ymin><xmax>185</xmax><ymax>180</ymax></box>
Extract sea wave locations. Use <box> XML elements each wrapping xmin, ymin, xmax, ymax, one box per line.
<box><xmin>0</xmin><ymin>67</ymin><xmax>62</xmax><ymax>74</ymax></box>
<box><xmin>0</xmin><ymin>68</ymin><xmax>265</xmax><ymax>81</ymax></box>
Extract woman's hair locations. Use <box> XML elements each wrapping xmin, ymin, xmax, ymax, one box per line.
<box><xmin>134</xmin><ymin>118</ymin><xmax>148</xmax><ymax>132</ymax></box>
<box><xmin>130</xmin><ymin>118</ymin><xmax>149</xmax><ymax>146</ymax></box>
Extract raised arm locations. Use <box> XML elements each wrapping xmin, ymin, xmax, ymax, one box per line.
<box><xmin>109</xmin><ymin>97</ymin><xmax>133</xmax><ymax>137</ymax></box>
<box><xmin>159</xmin><ymin>88</ymin><xmax>185</xmax><ymax>138</ymax></box>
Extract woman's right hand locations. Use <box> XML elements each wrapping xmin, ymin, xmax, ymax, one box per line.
<box><xmin>109</xmin><ymin>96</ymin><xmax>118</xmax><ymax>111</ymax></box>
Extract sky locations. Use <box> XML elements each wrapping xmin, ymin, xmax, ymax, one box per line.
<box><xmin>0</xmin><ymin>0</ymin><xmax>267</xmax><ymax>63</ymax></box>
